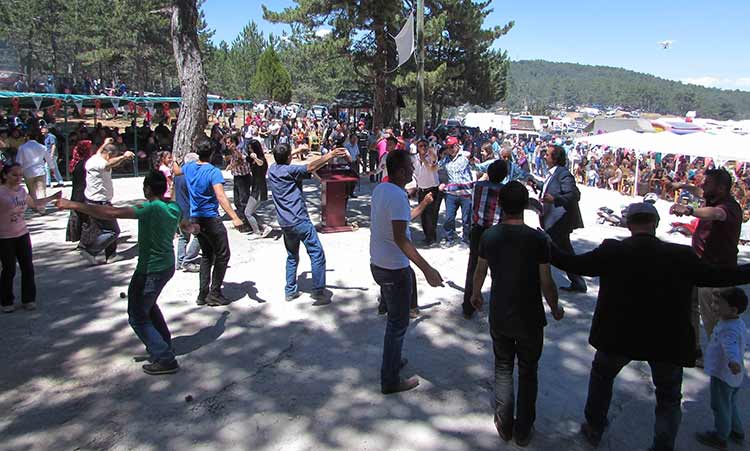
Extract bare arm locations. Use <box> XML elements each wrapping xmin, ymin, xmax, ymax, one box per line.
<box><xmin>410</xmin><ymin>192</ymin><xmax>434</xmax><ymax>220</ymax></box>
<box><xmin>307</xmin><ymin>148</ymin><xmax>344</xmax><ymax>172</ymax></box>
<box><xmin>27</xmin><ymin>191</ymin><xmax>61</xmax><ymax>210</ymax></box>
<box><xmin>212</xmin><ymin>183</ymin><xmax>243</xmax><ymax>227</ymax></box>
<box><xmin>56</xmin><ymin>198</ymin><xmax>137</xmax><ymax>220</ymax></box>
<box><xmin>393</xmin><ymin>220</ymin><xmax>443</xmax><ymax>287</ymax></box>
<box><xmin>470</xmin><ymin>257</ymin><xmax>490</xmax><ymax>310</ymax></box>
<box><xmin>671</xmin><ymin>204</ymin><xmax>727</xmax><ymax>221</ymax></box>
<box><xmin>539</xmin><ymin>263</ymin><xmax>563</xmax><ymax>319</ymax></box>
<box><xmin>106</xmin><ymin>151</ymin><xmax>135</xmax><ymax>169</ymax></box>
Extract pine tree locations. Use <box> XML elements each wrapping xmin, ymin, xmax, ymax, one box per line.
<box><xmin>251</xmin><ymin>46</ymin><xmax>292</xmax><ymax>103</ymax></box>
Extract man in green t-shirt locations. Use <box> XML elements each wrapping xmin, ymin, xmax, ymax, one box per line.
<box><xmin>57</xmin><ymin>171</ymin><xmax>183</xmax><ymax>375</ymax></box>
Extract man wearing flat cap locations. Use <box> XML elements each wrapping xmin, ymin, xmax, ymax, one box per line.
<box><xmin>549</xmin><ymin>202</ymin><xmax>750</xmax><ymax>451</ymax></box>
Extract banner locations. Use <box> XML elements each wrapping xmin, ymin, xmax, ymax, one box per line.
<box><xmin>393</xmin><ymin>12</ymin><xmax>415</xmax><ymax>69</ymax></box>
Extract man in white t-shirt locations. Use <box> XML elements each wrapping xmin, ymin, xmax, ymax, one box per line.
<box><xmin>16</xmin><ymin>132</ymin><xmax>56</xmax><ymax>200</ymax></box>
<box><xmin>370</xmin><ymin>149</ymin><xmax>443</xmax><ymax>395</ymax></box>
<box><xmin>81</xmin><ymin>140</ymin><xmax>134</xmax><ymax>263</ymax></box>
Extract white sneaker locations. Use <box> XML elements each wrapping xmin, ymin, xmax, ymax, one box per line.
<box><xmin>260</xmin><ymin>225</ymin><xmax>273</xmax><ymax>238</ymax></box>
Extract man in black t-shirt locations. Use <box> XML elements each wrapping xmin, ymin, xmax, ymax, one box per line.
<box><xmin>471</xmin><ymin>181</ymin><xmax>563</xmax><ymax>447</ymax></box>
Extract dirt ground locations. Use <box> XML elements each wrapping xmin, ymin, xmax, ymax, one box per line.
<box><xmin>0</xmin><ymin>176</ymin><xmax>748</xmax><ymax>451</ymax></box>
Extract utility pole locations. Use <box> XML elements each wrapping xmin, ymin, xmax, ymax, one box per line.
<box><xmin>416</xmin><ymin>0</ymin><xmax>424</xmax><ymax>137</ymax></box>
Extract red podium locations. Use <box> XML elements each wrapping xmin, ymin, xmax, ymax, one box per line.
<box><xmin>318</xmin><ymin>167</ymin><xmax>359</xmax><ymax>233</ymax></box>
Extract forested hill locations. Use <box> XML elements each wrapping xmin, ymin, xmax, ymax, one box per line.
<box><xmin>505</xmin><ymin>60</ymin><xmax>750</xmax><ymax>120</ymax></box>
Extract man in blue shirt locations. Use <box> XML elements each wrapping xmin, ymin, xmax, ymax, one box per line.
<box><xmin>173</xmin><ymin>139</ymin><xmax>243</xmax><ymax>307</ymax></box>
<box><xmin>439</xmin><ymin>136</ymin><xmax>473</xmax><ymax>245</ymax></box>
<box><xmin>268</xmin><ymin>143</ymin><xmax>346</xmax><ymax>305</ymax></box>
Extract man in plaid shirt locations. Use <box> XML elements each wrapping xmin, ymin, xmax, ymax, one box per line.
<box><xmin>439</xmin><ymin>136</ymin><xmax>474</xmax><ymax>245</ymax></box>
<box><xmin>224</xmin><ymin>134</ymin><xmax>253</xmax><ymax>231</ymax></box>
<box><xmin>440</xmin><ymin>160</ymin><xmax>508</xmax><ymax>318</ymax></box>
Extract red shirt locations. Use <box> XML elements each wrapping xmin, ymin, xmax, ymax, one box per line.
<box><xmin>692</xmin><ymin>198</ymin><xmax>741</xmax><ymax>265</ymax></box>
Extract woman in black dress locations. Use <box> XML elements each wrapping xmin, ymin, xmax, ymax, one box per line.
<box><xmin>244</xmin><ymin>140</ymin><xmax>271</xmax><ymax>239</ymax></box>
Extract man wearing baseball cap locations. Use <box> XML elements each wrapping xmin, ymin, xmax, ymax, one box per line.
<box><xmin>438</xmin><ymin>135</ymin><xmax>473</xmax><ymax>246</ymax></box>
<box><xmin>549</xmin><ymin>202</ymin><xmax>750</xmax><ymax>451</ymax></box>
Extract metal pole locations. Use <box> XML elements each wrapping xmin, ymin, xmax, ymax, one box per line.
<box><xmin>416</xmin><ymin>0</ymin><xmax>425</xmax><ymax>137</ymax></box>
<box><xmin>64</xmin><ymin>104</ymin><xmax>70</xmax><ymax>180</ymax></box>
<box><xmin>133</xmin><ymin>112</ymin><xmax>139</xmax><ymax>177</ymax></box>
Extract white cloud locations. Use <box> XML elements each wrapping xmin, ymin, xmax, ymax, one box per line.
<box><xmin>680</xmin><ymin>76</ymin><xmax>750</xmax><ymax>90</ymax></box>
<box><xmin>315</xmin><ymin>28</ymin><xmax>332</xmax><ymax>38</ymax></box>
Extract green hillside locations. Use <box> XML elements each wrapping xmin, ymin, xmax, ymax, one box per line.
<box><xmin>506</xmin><ymin>60</ymin><xmax>750</xmax><ymax>120</ymax></box>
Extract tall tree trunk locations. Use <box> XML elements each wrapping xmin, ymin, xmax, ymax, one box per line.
<box><xmin>372</xmin><ymin>15</ymin><xmax>387</xmax><ymax>129</ymax></box>
<box><xmin>170</xmin><ymin>0</ymin><xmax>207</xmax><ymax>163</ymax></box>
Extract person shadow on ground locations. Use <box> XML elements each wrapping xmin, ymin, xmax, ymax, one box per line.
<box><xmin>172</xmin><ymin>311</ymin><xmax>230</xmax><ymax>356</ymax></box>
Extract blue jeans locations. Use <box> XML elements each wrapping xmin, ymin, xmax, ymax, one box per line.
<box><xmin>127</xmin><ymin>267</ymin><xmax>175</xmax><ymax>364</ymax></box>
<box><xmin>176</xmin><ymin>228</ymin><xmax>201</xmax><ymax>267</ymax></box>
<box><xmin>710</xmin><ymin>376</ymin><xmax>744</xmax><ymax>441</ymax></box>
<box><xmin>371</xmin><ymin>264</ymin><xmax>412</xmax><ymax>390</ymax></box>
<box><xmin>442</xmin><ymin>194</ymin><xmax>472</xmax><ymax>243</ymax></box>
<box><xmin>281</xmin><ymin>220</ymin><xmax>326</xmax><ymax>296</ymax></box>
<box><xmin>584</xmin><ymin>351</ymin><xmax>683</xmax><ymax>451</ymax></box>
<box><xmin>491</xmin><ymin>328</ymin><xmax>544</xmax><ymax>438</ymax></box>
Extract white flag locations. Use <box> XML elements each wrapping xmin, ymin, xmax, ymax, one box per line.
<box><xmin>394</xmin><ymin>12</ymin><xmax>415</xmax><ymax>69</ymax></box>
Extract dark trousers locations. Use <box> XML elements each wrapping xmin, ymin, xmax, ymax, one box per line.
<box><xmin>584</xmin><ymin>351</ymin><xmax>683</xmax><ymax>451</ymax></box>
<box><xmin>360</xmin><ymin>148</ymin><xmax>369</xmax><ymax>173</ymax></box>
<box><xmin>194</xmin><ymin>217</ymin><xmax>230</xmax><ymax>300</ymax></box>
<box><xmin>547</xmin><ymin>223</ymin><xmax>586</xmax><ymax>290</ymax></box>
<box><xmin>463</xmin><ymin>225</ymin><xmax>488</xmax><ymax>315</ymax></box>
<box><xmin>491</xmin><ymin>328</ymin><xmax>544</xmax><ymax>438</ymax></box>
<box><xmin>127</xmin><ymin>267</ymin><xmax>175</xmax><ymax>363</ymax></box>
<box><xmin>233</xmin><ymin>174</ymin><xmax>253</xmax><ymax>224</ymax></box>
<box><xmin>0</xmin><ymin>233</ymin><xmax>35</xmax><ymax>306</ymax></box>
<box><xmin>377</xmin><ymin>266</ymin><xmax>418</xmax><ymax>311</ymax></box>
<box><xmin>418</xmin><ymin>187</ymin><xmax>442</xmax><ymax>244</ymax></box>
<box><xmin>371</xmin><ymin>264</ymin><xmax>413</xmax><ymax>389</ymax></box>
<box><xmin>85</xmin><ymin>199</ymin><xmax>120</xmax><ymax>258</ymax></box>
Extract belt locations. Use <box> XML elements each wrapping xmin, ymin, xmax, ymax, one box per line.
<box><xmin>85</xmin><ymin>199</ymin><xmax>111</xmax><ymax>205</ymax></box>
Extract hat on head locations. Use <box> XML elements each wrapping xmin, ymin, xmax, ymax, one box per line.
<box><xmin>445</xmin><ymin>136</ymin><xmax>459</xmax><ymax>146</ymax></box>
<box><xmin>358</xmin><ymin>120</ymin><xmax>365</xmax><ymax>126</ymax></box>
<box><xmin>626</xmin><ymin>202</ymin><xmax>659</xmax><ymax>221</ymax></box>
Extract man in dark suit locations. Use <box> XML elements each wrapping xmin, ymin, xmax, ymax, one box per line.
<box><xmin>550</xmin><ymin>202</ymin><xmax>750</xmax><ymax>451</ymax></box>
<box><xmin>535</xmin><ymin>144</ymin><xmax>586</xmax><ymax>292</ymax></box>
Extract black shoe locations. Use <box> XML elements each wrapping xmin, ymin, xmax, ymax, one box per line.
<box><xmin>196</xmin><ymin>297</ymin><xmax>207</xmax><ymax>306</ymax></box>
<box><xmin>206</xmin><ymin>293</ymin><xmax>231</xmax><ymax>306</ymax></box>
<box><xmin>580</xmin><ymin>422</ymin><xmax>602</xmax><ymax>447</ymax></box>
<box><xmin>695</xmin><ymin>431</ymin><xmax>728</xmax><ymax>450</ymax></box>
<box><xmin>285</xmin><ymin>291</ymin><xmax>301</xmax><ymax>302</ymax></box>
<box><xmin>561</xmin><ymin>284</ymin><xmax>587</xmax><ymax>293</ymax></box>
<box><xmin>311</xmin><ymin>290</ymin><xmax>332</xmax><ymax>306</ymax></box>
<box><xmin>729</xmin><ymin>431</ymin><xmax>745</xmax><ymax>444</ymax></box>
<box><xmin>381</xmin><ymin>376</ymin><xmax>419</xmax><ymax>395</ymax></box>
<box><xmin>494</xmin><ymin>413</ymin><xmax>512</xmax><ymax>442</ymax></box>
<box><xmin>142</xmin><ymin>360</ymin><xmax>179</xmax><ymax>375</ymax></box>
<box><xmin>377</xmin><ymin>302</ymin><xmax>387</xmax><ymax>315</ymax></box>
<box><xmin>514</xmin><ymin>426</ymin><xmax>534</xmax><ymax>447</ymax></box>
<box><xmin>462</xmin><ymin>308</ymin><xmax>475</xmax><ymax>320</ymax></box>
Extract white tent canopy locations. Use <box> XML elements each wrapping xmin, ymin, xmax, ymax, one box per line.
<box><xmin>576</xmin><ymin>130</ymin><xmax>750</xmax><ymax>161</ymax></box>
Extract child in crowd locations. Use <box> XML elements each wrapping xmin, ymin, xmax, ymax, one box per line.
<box><xmin>695</xmin><ymin>287</ymin><xmax>749</xmax><ymax>449</ymax></box>
<box><xmin>1</xmin><ymin>163</ymin><xmax>61</xmax><ymax>313</ymax></box>
<box><xmin>156</xmin><ymin>151</ymin><xmax>173</xmax><ymax>199</ymax></box>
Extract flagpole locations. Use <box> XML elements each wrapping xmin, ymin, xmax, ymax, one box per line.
<box><xmin>416</xmin><ymin>0</ymin><xmax>424</xmax><ymax>137</ymax></box>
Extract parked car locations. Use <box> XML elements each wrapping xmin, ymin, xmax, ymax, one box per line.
<box><xmin>311</xmin><ymin>104</ymin><xmax>329</xmax><ymax>120</ymax></box>
<box><xmin>434</xmin><ymin>124</ymin><xmax>479</xmax><ymax>140</ymax></box>
<box><xmin>0</xmin><ymin>71</ymin><xmax>24</xmax><ymax>90</ymax></box>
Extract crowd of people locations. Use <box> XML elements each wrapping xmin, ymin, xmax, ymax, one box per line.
<box><xmin>0</xmin><ymin>104</ymin><xmax>749</xmax><ymax>450</ymax></box>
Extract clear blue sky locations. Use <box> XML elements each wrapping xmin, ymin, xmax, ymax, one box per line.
<box><xmin>203</xmin><ymin>0</ymin><xmax>750</xmax><ymax>91</ymax></box>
